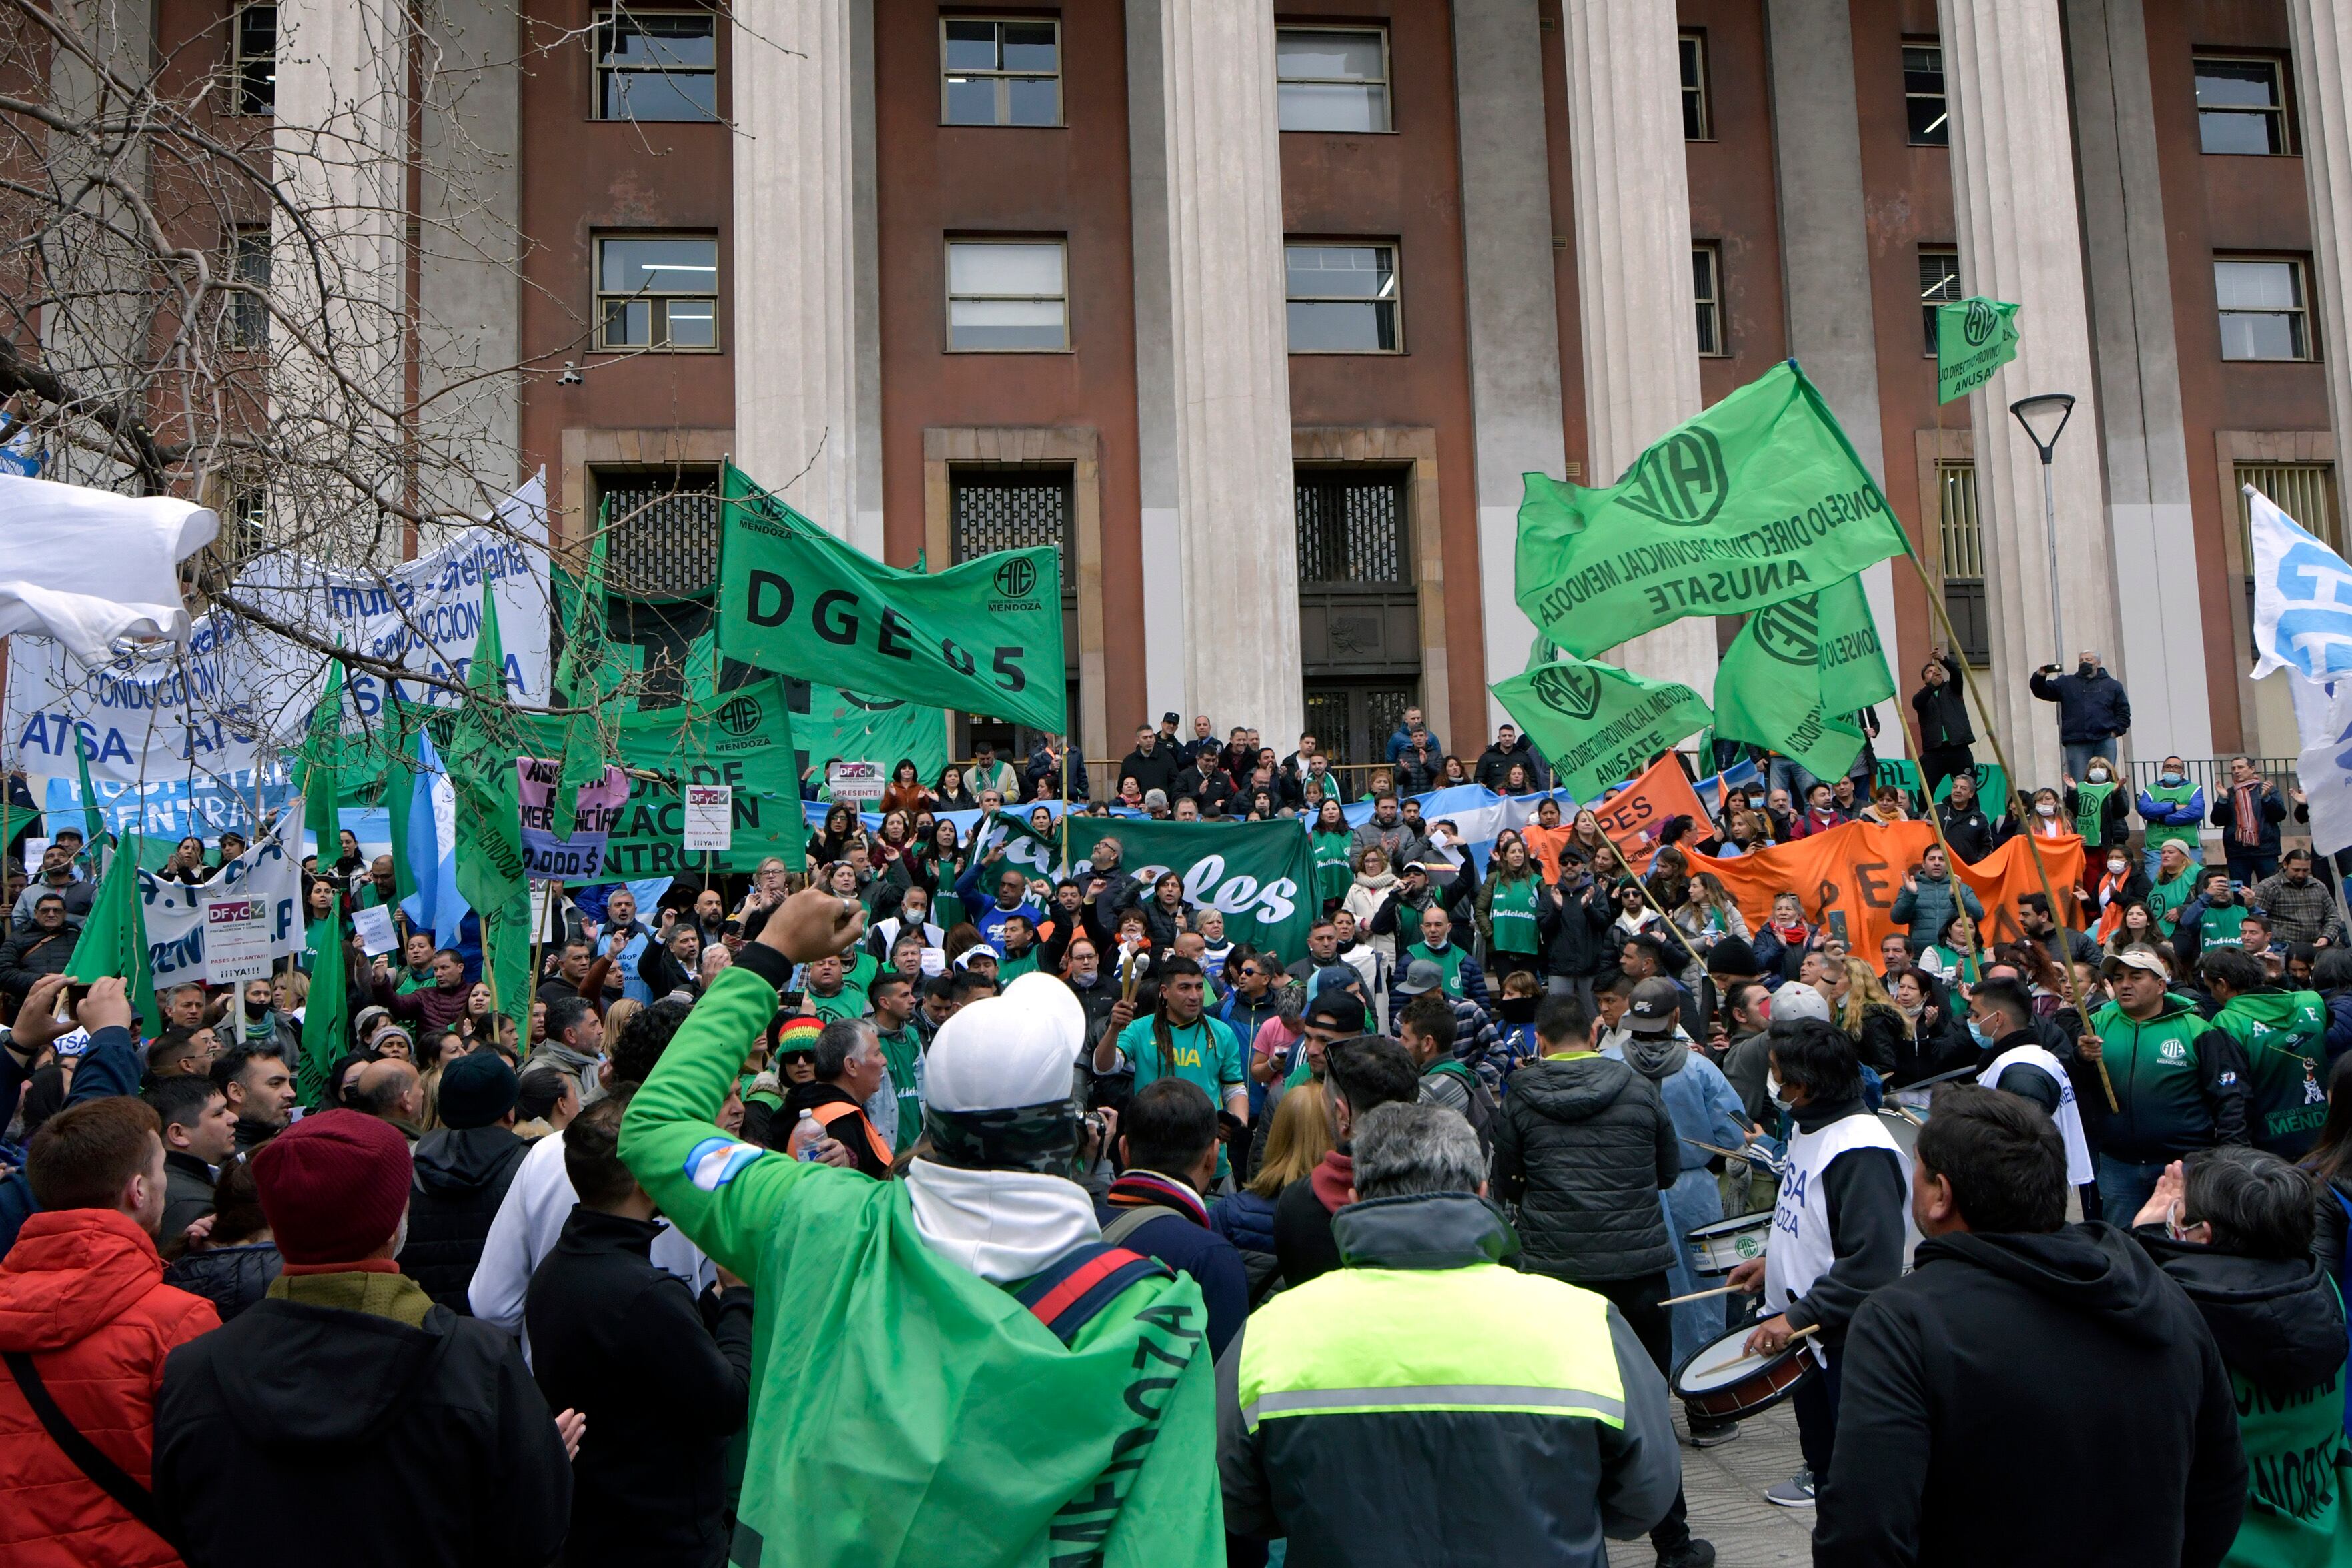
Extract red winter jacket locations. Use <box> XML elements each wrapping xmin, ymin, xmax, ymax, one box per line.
<box><xmin>0</xmin><ymin>1207</ymin><xmax>220</xmax><ymax>1567</ymax></box>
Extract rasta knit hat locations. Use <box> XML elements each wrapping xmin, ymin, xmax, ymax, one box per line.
<box><xmin>250</xmin><ymin>1109</ymin><xmax>412</xmax><ymax>1264</ymax></box>
<box><xmin>776</xmin><ymin>1014</ymin><xmax>823</xmax><ymax>1056</ymax></box>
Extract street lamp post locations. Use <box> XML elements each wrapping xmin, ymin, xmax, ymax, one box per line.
<box><xmin>2010</xmin><ymin>392</ymin><xmax>2076</xmax><ymax>769</ymax></box>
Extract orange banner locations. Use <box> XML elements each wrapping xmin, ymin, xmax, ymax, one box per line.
<box><xmin>1591</xmin><ymin>754</ymin><xmax>1715</xmax><ymax>873</ymax></box>
<box><xmin>1688</xmin><ymin>821</ymin><xmax>2085</xmax><ymax>959</ymax></box>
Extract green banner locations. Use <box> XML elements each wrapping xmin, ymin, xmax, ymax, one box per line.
<box><xmin>1491</xmin><ymin>655</ymin><xmax>1711</xmax><ymax>804</ymax></box>
<box><xmin>1515</xmin><ymin>361</ymin><xmax>1908</xmax><ymax>658</ymax></box>
<box><xmin>1713</xmin><ymin>574</ymin><xmax>1897</xmax><ymax>780</ymax></box>
<box><xmin>1936</xmin><ymin>297</ymin><xmax>2021</xmax><ymax>404</ymax></box>
<box><xmin>506</xmin><ymin>679</ymin><xmax>803</xmax><ymax>882</ymax></box>
<box><xmin>64</xmin><ymin>834</ymin><xmax>160</xmax><ymax>1037</ymax></box>
<box><xmin>976</xmin><ymin>810</ymin><xmax>1317</xmax><ymax>967</ymax></box>
<box><xmin>796</xmin><ymin>685</ymin><xmax>949</xmax><ymax>801</ymax></box>
<box><xmin>716</xmin><ymin>462</ymin><xmax>1067</xmax><ymax>732</ymax></box>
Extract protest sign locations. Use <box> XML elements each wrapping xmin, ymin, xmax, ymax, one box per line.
<box><xmin>797</xmin><ymin>685</ymin><xmax>947</xmax><ymax>796</ymax></box>
<box><xmin>201</xmin><ymin>896</ymin><xmax>276</xmax><ymax>984</ymax></box>
<box><xmin>826</xmin><ymin>760</ymin><xmax>885</xmax><ymax>806</ymax></box>
<box><xmin>684</xmin><ymin>785</ymin><xmax>734</xmax><ymax>852</ymax></box>
<box><xmin>516</xmin><ymin>758</ymin><xmax>632</xmax><ymax>881</ymax></box>
<box><xmin>717</xmin><ymin>462</ymin><xmax>1067</xmax><ymax>732</ymax></box>
<box><xmin>504</xmin><ymin>678</ymin><xmax>800</xmax><ymax>878</ymax></box>
<box><xmin>1490</xmin><ymin>656</ymin><xmax>1710</xmax><ymax>804</ymax></box>
<box><xmin>1689</xmin><ymin>820</ymin><xmax>2084</xmax><ymax>958</ymax></box>
<box><xmin>1516</xmin><ymin>361</ymin><xmax>1908</xmax><ymax>656</ymax></box>
<box><xmin>1712</xmin><ymin>574</ymin><xmax>1896</xmax><ymax>779</ymax></box>
<box><xmin>1935</xmin><ymin>297</ymin><xmax>2021</xmax><ymax>404</ymax></box>
<box><xmin>974</xmin><ymin>810</ymin><xmax>1315</xmax><ymax>963</ymax></box>
<box><xmin>350</xmin><ymin>902</ymin><xmax>401</xmax><ymax>956</ymax></box>
<box><xmin>142</xmin><ymin>818</ymin><xmax>306</xmax><ymax>988</ymax></box>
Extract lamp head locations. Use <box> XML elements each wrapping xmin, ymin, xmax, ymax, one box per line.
<box><xmin>2008</xmin><ymin>392</ymin><xmax>2076</xmax><ymax>458</ymax></box>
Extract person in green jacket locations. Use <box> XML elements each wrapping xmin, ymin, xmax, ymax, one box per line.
<box><xmin>869</xmin><ymin>969</ymin><xmax>925</xmax><ymax>1155</ymax></box>
<box><xmin>2197</xmin><ymin>947</ymin><xmax>2330</xmax><ymax>1162</ymax></box>
<box><xmin>2079</xmin><ymin>946</ymin><xmax>2250</xmax><ymax>1225</ymax></box>
<box><xmin>620</xmin><ymin>889</ymin><xmax>1223</xmax><ymax>1568</ymax></box>
<box><xmin>2137</xmin><ymin>756</ymin><xmax>2207</xmax><ymax>883</ymax></box>
<box><xmin>2149</xmin><ymin>840</ymin><xmax>2204</xmax><ymax>938</ymax></box>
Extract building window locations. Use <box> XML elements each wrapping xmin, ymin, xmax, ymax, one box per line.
<box><xmin>2216</xmin><ymin>257</ymin><xmax>2313</xmax><ymax>361</ymax></box>
<box><xmin>2195</xmin><ymin>56</ymin><xmax>2290</xmax><ymax>155</ymax></box>
<box><xmin>1937</xmin><ymin>461</ymin><xmax>1988</xmax><ymax>666</ymax></box>
<box><xmin>1295</xmin><ymin>472</ymin><xmax>1408</xmax><ymax>586</ymax></box>
<box><xmin>1904</xmin><ymin>42</ymin><xmax>1948</xmax><ymax>145</ymax></box>
<box><xmin>1918</xmin><ymin>247</ymin><xmax>1961</xmax><ymax>355</ymax></box>
<box><xmin>1693</xmin><ymin>244</ymin><xmax>1725</xmax><ymax>357</ymax></box>
<box><xmin>2239</xmin><ymin>462</ymin><xmax>2341</xmax><ymax>555</ymax></box>
<box><xmin>1275</xmin><ymin>27</ymin><xmax>1391</xmax><ymax>133</ymax></box>
<box><xmin>1285</xmin><ymin>243</ymin><xmax>1400</xmax><ymax>353</ymax></box>
<box><xmin>220</xmin><ymin>488</ymin><xmax>266</xmax><ymax>562</ymax></box>
<box><xmin>1680</xmin><ymin>31</ymin><xmax>1710</xmax><ymax>140</ymax></box>
<box><xmin>594</xmin><ymin>236</ymin><xmax>719</xmax><ymax>352</ymax></box>
<box><xmin>945</xmin><ymin>239</ymin><xmax>1067</xmax><ymax>351</ymax></box>
<box><xmin>593</xmin><ymin>11</ymin><xmax>718</xmax><ymax>122</ymax></box>
<box><xmin>232</xmin><ymin>3</ymin><xmax>276</xmax><ymax>116</ymax></box>
<box><xmin>600</xmin><ymin>470</ymin><xmax>720</xmax><ymax>599</ymax></box>
<box><xmin>227</xmin><ymin>226</ymin><xmax>269</xmax><ymax>349</ymax></box>
<box><xmin>941</xmin><ymin>17</ymin><xmax>1060</xmax><ymax>127</ymax></box>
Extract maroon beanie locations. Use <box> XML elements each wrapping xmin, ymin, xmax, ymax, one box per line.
<box><xmin>251</xmin><ymin>1110</ymin><xmax>414</xmax><ymax>1265</ymax></box>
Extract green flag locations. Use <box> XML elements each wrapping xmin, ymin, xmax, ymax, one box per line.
<box><xmin>552</xmin><ymin>498</ymin><xmax>620</xmax><ymax>839</ymax></box>
<box><xmin>1515</xmin><ymin>361</ymin><xmax>1908</xmax><ymax>657</ymax></box>
<box><xmin>297</xmin><ymin>658</ymin><xmax>346</xmax><ymax>866</ymax></box>
<box><xmin>71</xmin><ymin>738</ymin><xmax>103</xmax><ymax>864</ymax></box>
<box><xmin>976</xmin><ymin>810</ymin><xmax>1317</xmax><ymax>963</ymax></box>
<box><xmin>1712</xmin><ymin>574</ymin><xmax>1896</xmax><ymax>780</ymax></box>
<box><xmin>1490</xmin><ymin>656</ymin><xmax>1712</xmax><ymax>804</ymax></box>
<box><xmin>446</xmin><ymin>585</ymin><xmax>529</xmax><ymax>1023</ymax></box>
<box><xmin>716</xmin><ymin>462</ymin><xmax>1067</xmax><ymax>732</ymax></box>
<box><xmin>798</xmin><ymin>685</ymin><xmax>949</xmax><ymax>802</ymax></box>
<box><xmin>298</xmin><ymin>907</ymin><xmax>346</xmax><ymax>1110</ymax></box>
<box><xmin>63</xmin><ymin>832</ymin><xmax>159</xmax><ymax>1036</ymax></box>
<box><xmin>1935</xmin><ymin>297</ymin><xmax>2021</xmax><ymax>404</ymax></box>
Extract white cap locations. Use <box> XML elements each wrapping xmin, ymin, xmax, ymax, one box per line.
<box><xmin>1769</xmin><ymin>981</ymin><xmax>1832</xmax><ymax>1024</ymax></box>
<box><xmin>923</xmin><ymin>970</ymin><xmax>1084</xmax><ymax>1112</ymax></box>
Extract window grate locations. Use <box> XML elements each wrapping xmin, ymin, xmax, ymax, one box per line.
<box><xmin>2238</xmin><ymin>462</ymin><xmax>2340</xmax><ymax>556</ymax></box>
<box><xmin>1937</xmin><ymin>460</ymin><xmax>1982</xmax><ymax>578</ymax></box>
<box><xmin>602</xmin><ymin>475</ymin><xmax>720</xmax><ymax>599</ymax></box>
<box><xmin>952</xmin><ymin>471</ymin><xmax>1072</xmax><ymax>591</ymax></box>
<box><xmin>1295</xmin><ymin>475</ymin><xmax>1407</xmax><ymax>585</ymax></box>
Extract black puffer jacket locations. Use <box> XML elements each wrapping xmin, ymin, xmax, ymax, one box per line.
<box><xmin>162</xmin><ymin>1240</ymin><xmax>283</xmax><ymax>1323</ymax></box>
<box><xmin>1847</xmin><ymin>1001</ymin><xmax>1906</xmax><ymax>1076</ymax></box>
<box><xmin>1542</xmin><ymin>876</ymin><xmax>1615</xmax><ymax>982</ymax></box>
<box><xmin>1489</xmin><ymin>1055</ymin><xmax>1678</xmax><ymax>1282</ymax></box>
<box><xmin>400</xmin><ymin>1125</ymin><xmax>529</xmax><ymax>1311</ymax></box>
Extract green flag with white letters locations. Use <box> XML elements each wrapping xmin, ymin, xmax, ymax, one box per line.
<box><xmin>1515</xmin><ymin>361</ymin><xmax>1908</xmax><ymax>658</ymax></box>
<box><xmin>716</xmin><ymin>462</ymin><xmax>1066</xmax><ymax>732</ymax></box>
<box><xmin>1490</xmin><ymin>656</ymin><xmax>1712</xmax><ymax>804</ymax></box>
<box><xmin>1935</xmin><ymin>297</ymin><xmax>2021</xmax><ymax>404</ymax></box>
<box><xmin>1712</xmin><ymin>574</ymin><xmax>1896</xmax><ymax>780</ymax></box>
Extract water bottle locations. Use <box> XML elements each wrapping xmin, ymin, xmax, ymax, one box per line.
<box><xmin>792</xmin><ymin>1108</ymin><xmax>821</xmax><ymax>1161</ymax></box>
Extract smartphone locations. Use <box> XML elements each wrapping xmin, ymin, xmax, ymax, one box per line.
<box><xmin>1827</xmin><ymin>910</ymin><xmax>1850</xmax><ymax>943</ymax></box>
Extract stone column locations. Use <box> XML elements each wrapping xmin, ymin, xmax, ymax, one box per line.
<box><xmin>1124</xmin><ymin>0</ymin><xmax>1188</xmax><ymax>726</ymax></box>
<box><xmin>1131</xmin><ymin>0</ymin><xmax>1301</xmax><ymax>739</ymax></box>
<box><xmin>1561</xmin><ymin>0</ymin><xmax>1714</xmax><ymax>698</ymax></box>
<box><xmin>1938</xmin><ymin>0</ymin><xmax>2120</xmax><ymax>788</ymax></box>
<box><xmin>732</xmin><ymin>0</ymin><xmax>870</xmax><ymax>552</ymax></box>
<box><xmin>2067</xmin><ymin>0</ymin><xmax>2212</xmax><ymax>764</ymax></box>
<box><xmin>1765</xmin><ymin>0</ymin><xmax>1901</xmax><ymax>743</ymax></box>
<box><xmin>2289</xmin><ymin>0</ymin><xmax>2352</xmax><ymax>537</ymax></box>
<box><xmin>1453</xmin><ymin>0</ymin><xmax>1568</xmax><ymax>732</ymax></box>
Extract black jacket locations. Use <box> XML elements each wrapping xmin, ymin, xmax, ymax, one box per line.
<box><xmin>162</xmin><ymin>1241</ymin><xmax>283</xmax><ymax>1323</ymax></box>
<box><xmin>1910</xmin><ymin>655</ymin><xmax>1974</xmax><ymax>749</ymax></box>
<box><xmin>526</xmin><ymin>1206</ymin><xmax>755</xmax><ymax>1567</ymax></box>
<box><xmin>1489</xmin><ymin>1055</ymin><xmax>1678</xmax><ymax>1282</ymax></box>
<box><xmin>1542</xmin><ymin>874</ymin><xmax>1616</xmax><ymax>982</ymax></box>
<box><xmin>2030</xmin><ymin>665</ymin><xmax>2133</xmax><ymax>743</ymax></box>
<box><xmin>161</xmin><ymin>1150</ymin><xmax>216</xmax><ymax>1242</ymax></box>
<box><xmin>2209</xmin><ymin>780</ymin><xmax>2287</xmax><ymax>858</ymax></box>
<box><xmin>154</xmin><ymin>1279</ymin><xmax>574</xmax><ymax>1568</ymax></box>
<box><xmin>400</xmin><ymin>1125</ymin><xmax>530</xmax><ymax>1312</ymax></box>
<box><xmin>1933</xmin><ymin>799</ymin><xmax>1995</xmax><ymax>864</ymax></box>
<box><xmin>1117</xmin><ymin>743</ymin><xmax>1181</xmax><ymax>797</ymax></box>
<box><xmin>0</xmin><ymin>923</ymin><xmax>77</xmax><ymax>1001</ymax></box>
<box><xmin>1815</xmin><ymin>1225</ymin><xmax>2245</xmax><ymax>1568</ymax></box>
<box><xmin>2135</xmin><ymin>1230</ymin><xmax>2346</xmax><ymax>1401</ymax></box>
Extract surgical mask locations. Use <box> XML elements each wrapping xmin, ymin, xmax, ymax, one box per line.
<box><xmin>1766</xmin><ymin>1071</ymin><xmax>1793</xmax><ymax>1113</ymax></box>
<box><xmin>2107</xmin><ymin>858</ymin><xmax>2127</xmax><ymax>874</ymax></box>
<box><xmin>2035</xmin><ymin>802</ymin><xmax>2057</xmax><ymax>818</ymax></box>
<box><xmin>1968</xmin><ymin>1019</ymin><xmax>1994</xmax><ymax>1049</ymax></box>
<box><xmin>2087</xmin><ymin>766</ymin><xmax>2109</xmax><ymax>782</ymax></box>
<box><xmin>2159</xmin><ymin>772</ymin><xmax>2185</xmax><ymax>786</ymax></box>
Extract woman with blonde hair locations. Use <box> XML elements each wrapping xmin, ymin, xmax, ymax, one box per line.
<box><xmin>1342</xmin><ymin>846</ymin><xmax>1399</xmax><ymax>959</ymax></box>
<box><xmin>1833</xmin><ymin>955</ymin><xmax>1907</xmax><ymax>1074</ymax></box>
<box><xmin>1209</xmin><ymin>1082</ymin><xmax>1334</xmax><ymax>1301</ymax></box>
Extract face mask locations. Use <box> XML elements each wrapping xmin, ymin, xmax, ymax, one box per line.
<box><xmin>2077</xmin><ymin>661</ymin><xmax>2096</xmax><ymax>678</ymax></box>
<box><xmin>2035</xmin><ymin>802</ymin><xmax>2057</xmax><ymax>818</ymax></box>
<box><xmin>1766</xmin><ymin>1071</ymin><xmax>1793</xmax><ymax>1113</ymax></box>
<box><xmin>2107</xmin><ymin>858</ymin><xmax>2127</xmax><ymax>874</ymax></box>
<box><xmin>2088</xmin><ymin>766</ymin><xmax>2109</xmax><ymax>782</ymax></box>
<box><xmin>1968</xmin><ymin>1019</ymin><xmax>1995</xmax><ymax>1049</ymax></box>
<box><xmin>2159</xmin><ymin>772</ymin><xmax>2185</xmax><ymax>786</ymax></box>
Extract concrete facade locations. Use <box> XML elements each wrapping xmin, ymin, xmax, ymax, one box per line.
<box><xmin>165</xmin><ymin>0</ymin><xmax>2352</xmax><ymax>773</ymax></box>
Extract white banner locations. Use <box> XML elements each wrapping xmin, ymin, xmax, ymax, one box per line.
<box><xmin>142</xmin><ymin>809</ymin><xmax>308</xmax><ymax>988</ymax></box>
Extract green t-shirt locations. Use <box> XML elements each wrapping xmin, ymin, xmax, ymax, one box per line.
<box><xmin>1486</xmin><ymin>876</ymin><xmax>1542</xmax><ymax>958</ymax></box>
<box><xmin>1403</xmin><ymin>941</ymin><xmax>1468</xmax><ymax>998</ymax></box>
<box><xmin>874</xmin><ymin>1024</ymin><xmax>925</xmax><ymax>1155</ymax></box>
<box><xmin>807</xmin><ymin>952</ymin><xmax>881</xmax><ymax>1023</ymax></box>
<box><xmin>998</xmin><ymin>947</ymin><xmax>1041</xmax><ymax>984</ymax></box>
<box><xmin>2151</xmin><ymin>869</ymin><xmax>2201</xmax><ymax>934</ymax></box>
<box><xmin>1118</xmin><ymin>1013</ymin><xmax>1245</xmax><ymax>1174</ymax></box>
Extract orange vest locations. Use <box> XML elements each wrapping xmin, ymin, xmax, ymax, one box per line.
<box><xmin>812</xmin><ymin>1099</ymin><xmax>893</xmax><ymax>1172</ymax></box>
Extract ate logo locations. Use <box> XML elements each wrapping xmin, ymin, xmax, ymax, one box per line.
<box><xmin>717</xmin><ymin>696</ymin><xmax>764</xmax><ymax>736</ymax></box>
<box><xmin>994</xmin><ymin>557</ymin><xmax>1037</xmax><ymax>600</ymax></box>
<box><xmin>1750</xmin><ymin>595</ymin><xmax>1822</xmax><ymax>666</ymax></box>
<box><xmin>2159</xmin><ymin>1038</ymin><xmax>2187</xmax><ymax>1064</ymax></box>
<box><xmin>1963</xmin><ymin>298</ymin><xmax>1998</xmax><ymax>347</ymax></box>
<box><xmin>1529</xmin><ymin>662</ymin><xmax>1602</xmax><ymax>722</ymax></box>
<box><xmin>1618</xmin><ymin>428</ymin><xmax>1728</xmax><ymax>529</ymax></box>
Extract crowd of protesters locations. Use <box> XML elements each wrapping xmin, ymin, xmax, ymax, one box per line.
<box><xmin>0</xmin><ymin>645</ymin><xmax>2346</xmax><ymax>1567</ymax></box>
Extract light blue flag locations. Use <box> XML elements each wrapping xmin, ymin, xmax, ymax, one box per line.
<box><xmin>400</xmin><ymin>726</ymin><xmax>470</xmax><ymax>948</ymax></box>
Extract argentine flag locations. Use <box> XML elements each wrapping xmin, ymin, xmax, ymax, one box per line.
<box><xmin>401</xmin><ymin>725</ymin><xmax>470</xmax><ymax>948</ymax></box>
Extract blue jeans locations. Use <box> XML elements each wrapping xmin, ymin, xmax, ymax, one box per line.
<box><xmin>1766</xmin><ymin>756</ymin><xmax>1818</xmax><ymax>808</ymax></box>
<box><xmin>1660</xmin><ymin>1168</ymin><xmax>1727</xmax><ymax>1373</ymax></box>
<box><xmin>2063</xmin><ymin>738</ymin><xmax>2118</xmax><ymax>784</ymax></box>
<box><xmin>2098</xmin><ymin>1154</ymin><xmax>2171</xmax><ymax>1227</ymax></box>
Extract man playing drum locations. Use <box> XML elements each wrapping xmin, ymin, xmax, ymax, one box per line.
<box><xmin>1726</xmin><ymin>1018</ymin><xmax>1911</xmax><ymax>1511</ymax></box>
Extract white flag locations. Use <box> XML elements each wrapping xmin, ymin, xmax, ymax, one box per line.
<box><xmin>0</xmin><ymin>475</ymin><xmax>215</xmax><ymax>662</ymax></box>
<box><xmin>2249</xmin><ymin>484</ymin><xmax>2352</xmax><ymax>682</ymax></box>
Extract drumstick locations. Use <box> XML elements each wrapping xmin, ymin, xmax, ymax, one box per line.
<box><xmin>1681</xmin><ymin>1137</ymin><xmax>1750</xmax><ymax>1161</ymax></box>
<box><xmin>1787</xmin><ymin>1323</ymin><xmax>1821</xmax><ymax>1343</ymax></box>
<box><xmin>1886</xmin><ymin>1105</ymin><xmax>1926</xmax><ymax>1126</ymax></box>
<box><xmin>1660</xmin><ymin>1282</ymin><xmax>1741</xmax><ymax>1307</ymax></box>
